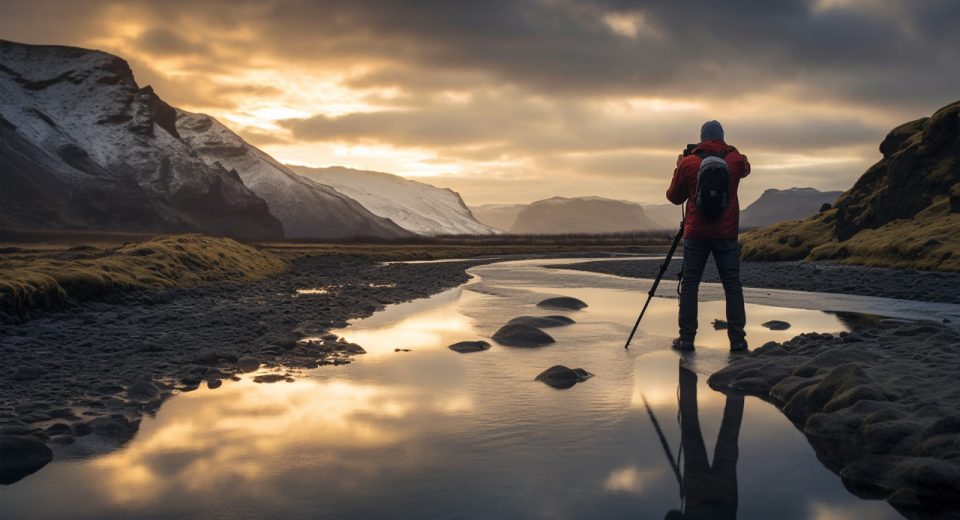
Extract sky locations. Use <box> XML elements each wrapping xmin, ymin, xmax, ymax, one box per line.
<box><xmin>2</xmin><ymin>0</ymin><xmax>958</xmax><ymax>205</ymax></box>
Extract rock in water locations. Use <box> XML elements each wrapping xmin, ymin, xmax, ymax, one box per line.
<box><xmin>762</xmin><ymin>320</ymin><xmax>792</xmax><ymax>330</ymax></box>
<box><xmin>505</xmin><ymin>315</ymin><xmax>575</xmax><ymax>328</ymax></box>
<box><xmin>712</xmin><ymin>319</ymin><xmax>728</xmax><ymax>330</ymax></box>
<box><xmin>536</xmin><ymin>297</ymin><xmax>588</xmax><ymax>310</ymax></box>
<box><xmin>535</xmin><ymin>365</ymin><xmax>593</xmax><ymax>389</ymax></box>
<box><xmin>492</xmin><ymin>324</ymin><xmax>555</xmax><ymax>347</ymax></box>
<box><xmin>448</xmin><ymin>340</ymin><xmax>491</xmax><ymax>353</ymax></box>
<box><xmin>0</xmin><ymin>435</ymin><xmax>53</xmax><ymax>484</ymax></box>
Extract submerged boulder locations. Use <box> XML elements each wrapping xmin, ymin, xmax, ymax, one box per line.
<box><xmin>0</xmin><ymin>435</ymin><xmax>53</xmax><ymax>484</ymax></box>
<box><xmin>506</xmin><ymin>315</ymin><xmax>575</xmax><ymax>328</ymax></box>
<box><xmin>535</xmin><ymin>365</ymin><xmax>593</xmax><ymax>389</ymax></box>
<box><xmin>492</xmin><ymin>324</ymin><xmax>555</xmax><ymax>347</ymax></box>
<box><xmin>448</xmin><ymin>340</ymin><xmax>491</xmax><ymax>354</ymax></box>
<box><xmin>762</xmin><ymin>320</ymin><xmax>792</xmax><ymax>331</ymax></box>
<box><xmin>536</xmin><ymin>297</ymin><xmax>588</xmax><ymax>311</ymax></box>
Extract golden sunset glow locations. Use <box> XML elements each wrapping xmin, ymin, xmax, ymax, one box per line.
<box><xmin>3</xmin><ymin>0</ymin><xmax>955</xmax><ymax>205</ymax></box>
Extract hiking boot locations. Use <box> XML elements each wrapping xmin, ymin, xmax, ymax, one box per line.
<box><xmin>730</xmin><ymin>339</ymin><xmax>749</xmax><ymax>352</ymax></box>
<box><xmin>672</xmin><ymin>337</ymin><xmax>695</xmax><ymax>351</ymax></box>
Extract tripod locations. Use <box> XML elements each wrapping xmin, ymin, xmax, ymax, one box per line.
<box><xmin>623</xmin><ymin>219</ymin><xmax>684</xmax><ymax>349</ymax></box>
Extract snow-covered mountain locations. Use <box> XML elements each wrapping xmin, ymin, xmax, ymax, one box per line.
<box><xmin>289</xmin><ymin>165</ymin><xmax>498</xmax><ymax>235</ymax></box>
<box><xmin>177</xmin><ymin>114</ymin><xmax>411</xmax><ymax>239</ymax></box>
<box><xmin>0</xmin><ymin>40</ymin><xmax>412</xmax><ymax>240</ymax></box>
<box><xmin>508</xmin><ymin>196</ymin><xmax>658</xmax><ymax>234</ymax></box>
<box><xmin>0</xmin><ymin>40</ymin><xmax>282</xmax><ymax>239</ymax></box>
<box><xmin>740</xmin><ymin>187</ymin><xmax>843</xmax><ymax>228</ymax></box>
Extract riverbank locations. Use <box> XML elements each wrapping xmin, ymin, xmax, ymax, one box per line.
<box><xmin>0</xmin><ymin>249</ymin><xmax>491</xmax><ymax>483</ymax></box>
<box><xmin>550</xmin><ymin>258</ymin><xmax>960</xmax><ymax>305</ymax></box>
<box><xmin>708</xmin><ymin>321</ymin><xmax>960</xmax><ymax>519</ymax></box>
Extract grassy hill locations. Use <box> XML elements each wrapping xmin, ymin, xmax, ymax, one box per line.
<box><xmin>741</xmin><ymin>100</ymin><xmax>960</xmax><ymax>271</ymax></box>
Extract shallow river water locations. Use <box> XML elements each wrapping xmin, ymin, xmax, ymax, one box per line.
<box><xmin>7</xmin><ymin>257</ymin><xmax>958</xmax><ymax>519</ymax></box>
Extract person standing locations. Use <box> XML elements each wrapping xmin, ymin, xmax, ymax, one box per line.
<box><xmin>666</xmin><ymin>120</ymin><xmax>750</xmax><ymax>351</ymax></box>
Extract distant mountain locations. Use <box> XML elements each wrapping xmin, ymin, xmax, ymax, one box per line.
<box><xmin>638</xmin><ymin>203</ymin><xmax>683</xmax><ymax>230</ymax></box>
<box><xmin>177</xmin><ymin>115</ymin><xmax>411</xmax><ymax>239</ymax></box>
<box><xmin>0</xmin><ymin>40</ymin><xmax>281</xmax><ymax>239</ymax></box>
<box><xmin>508</xmin><ymin>196</ymin><xmax>657</xmax><ymax>234</ymax></box>
<box><xmin>0</xmin><ymin>40</ymin><xmax>412</xmax><ymax>240</ymax></box>
<box><xmin>469</xmin><ymin>204</ymin><xmax>527</xmax><ymax>232</ymax></box>
<box><xmin>742</xmin><ymin>100</ymin><xmax>960</xmax><ymax>271</ymax></box>
<box><xmin>290</xmin><ymin>165</ymin><xmax>497</xmax><ymax>235</ymax></box>
<box><xmin>740</xmin><ymin>188</ymin><xmax>843</xmax><ymax>228</ymax></box>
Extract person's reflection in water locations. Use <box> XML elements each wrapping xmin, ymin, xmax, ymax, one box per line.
<box><xmin>666</xmin><ymin>364</ymin><xmax>744</xmax><ymax>520</ymax></box>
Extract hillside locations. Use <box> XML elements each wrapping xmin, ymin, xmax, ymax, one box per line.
<box><xmin>0</xmin><ymin>40</ymin><xmax>411</xmax><ymax>240</ymax></box>
<box><xmin>0</xmin><ymin>40</ymin><xmax>282</xmax><ymax>239</ymax></box>
<box><xmin>177</xmin><ymin>115</ymin><xmax>411</xmax><ymax>239</ymax></box>
<box><xmin>469</xmin><ymin>204</ymin><xmax>527</xmax><ymax>232</ymax></box>
<box><xmin>290</xmin><ymin>165</ymin><xmax>497</xmax><ymax>235</ymax></box>
<box><xmin>740</xmin><ymin>188</ymin><xmax>843</xmax><ymax>228</ymax></box>
<box><xmin>741</xmin><ymin>100</ymin><xmax>960</xmax><ymax>271</ymax></box>
<box><xmin>508</xmin><ymin>197</ymin><xmax>657</xmax><ymax>234</ymax></box>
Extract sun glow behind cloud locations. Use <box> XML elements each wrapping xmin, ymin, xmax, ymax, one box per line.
<box><xmin>4</xmin><ymin>0</ymin><xmax>954</xmax><ymax>204</ymax></box>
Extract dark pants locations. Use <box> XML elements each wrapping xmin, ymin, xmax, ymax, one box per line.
<box><xmin>679</xmin><ymin>366</ymin><xmax>743</xmax><ymax>520</ymax></box>
<box><xmin>679</xmin><ymin>239</ymin><xmax>746</xmax><ymax>344</ymax></box>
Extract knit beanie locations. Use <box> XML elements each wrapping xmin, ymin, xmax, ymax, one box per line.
<box><xmin>700</xmin><ymin>120</ymin><xmax>724</xmax><ymax>142</ymax></box>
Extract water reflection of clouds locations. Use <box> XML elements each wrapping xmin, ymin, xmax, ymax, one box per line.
<box><xmin>604</xmin><ymin>465</ymin><xmax>665</xmax><ymax>494</ymax></box>
<box><xmin>86</xmin><ymin>378</ymin><xmax>471</xmax><ymax>506</ymax></box>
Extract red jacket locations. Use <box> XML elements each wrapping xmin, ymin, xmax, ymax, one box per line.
<box><xmin>666</xmin><ymin>139</ymin><xmax>750</xmax><ymax>240</ymax></box>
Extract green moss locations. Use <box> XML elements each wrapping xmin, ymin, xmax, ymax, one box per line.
<box><xmin>0</xmin><ymin>234</ymin><xmax>287</xmax><ymax>317</ymax></box>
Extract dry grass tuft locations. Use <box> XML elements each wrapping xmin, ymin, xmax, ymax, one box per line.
<box><xmin>741</xmin><ymin>198</ymin><xmax>960</xmax><ymax>271</ymax></box>
<box><xmin>0</xmin><ymin>234</ymin><xmax>287</xmax><ymax>317</ymax></box>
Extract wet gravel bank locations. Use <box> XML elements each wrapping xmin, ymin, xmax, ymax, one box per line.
<box><xmin>551</xmin><ymin>258</ymin><xmax>960</xmax><ymax>304</ymax></box>
<box><xmin>0</xmin><ymin>254</ymin><xmax>485</xmax><ymax>481</ymax></box>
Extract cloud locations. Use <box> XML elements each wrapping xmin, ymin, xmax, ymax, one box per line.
<box><xmin>1</xmin><ymin>0</ymin><xmax>956</xmax><ymax>203</ymax></box>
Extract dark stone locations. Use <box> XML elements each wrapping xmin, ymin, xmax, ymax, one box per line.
<box><xmin>762</xmin><ymin>320</ymin><xmax>792</xmax><ymax>331</ymax></box>
<box><xmin>253</xmin><ymin>374</ymin><xmax>287</xmax><ymax>384</ymax></box>
<box><xmin>492</xmin><ymin>324</ymin><xmax>555</xmax><ymax>347</ymax></box>
<box><xmin>536</xmin><ymin>297</ymin><xmax>588</xmax><ymax>311</ymax></box>
<box><xmin>505</xmin><ymin>315</ymin><xmax>575</xmax><ymax>328</ymax></box>
<box><xmin>88</xmin><ymin>416</ymin><xmax>139</xmax><ymax>444</ymax></box>
<box><xmin>448</xmin><ymin>340</ymin><xmax>490</xmax><ymax>354</ymax></box>
<box><xmin>127</xmin><ymin>377</ymin><xmax>160</xmax><ymax>399</ymax></box>
<box><xmin>191</xmin><ymin>350</ymin><xmax>220</xmax><ymax>365</ymax></box>
<box><xmin>712</xmin><ymin>319</ymin><xmax>728</xmax><ymax>330</ymax></box>
<box><xmin>535</xmin><ymin>365</ymin><xmax>593</xmax><ymax>389</ymax></box>
<box><xmin>236</xmin><ymin>356</ymin><xmax>261</xmax><ymax>373</ymax></box>
<box><xmin>0</xmin><ymin>435</ymin><xmax>53</xmax><ymax>484</ymax></box>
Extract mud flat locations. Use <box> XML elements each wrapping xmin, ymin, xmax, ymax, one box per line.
<box><xmin>551</xmin><ymin>258</ymin><xmax>960</xmax><ymax>304</ymax></box>
<box><xmin>708</xmin><ymin>320</ymin><xmax>960</xmax><ymax>519</ymax></box>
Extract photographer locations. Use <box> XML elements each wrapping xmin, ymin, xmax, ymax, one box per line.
<box><xmin>666</xmin><ymin>121</ymin><xmax>751</xmax><ymax>352</ymax></box>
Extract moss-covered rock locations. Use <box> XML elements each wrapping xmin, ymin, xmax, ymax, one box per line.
<box><xmin>741</xmin><ymin>99</ymin><xmax>960</xmax><ymax>271</ymax></box>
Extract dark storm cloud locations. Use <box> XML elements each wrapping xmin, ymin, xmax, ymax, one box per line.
<box><xmin>2</xmin><ymin>0</ymin><xmax>957</xmax><ymax>107</ymax></box>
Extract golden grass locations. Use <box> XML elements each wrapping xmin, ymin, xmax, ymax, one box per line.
<box><xmin>739</xmin><ymin>209</ymin><xmax>837</xmax><ymax>262</ymax></box>
<box><xmin>741</xmin><ymin>198</ymin><xmax>960</xmax><ymax>271</ymax></box>
<box><xmin>0</xmin><ymin>234</ymin><xmax>287</xmax><ymax>316</ymax></box>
